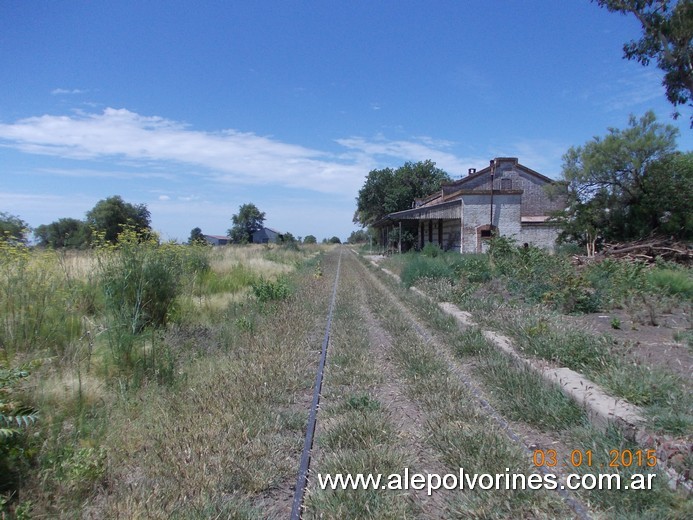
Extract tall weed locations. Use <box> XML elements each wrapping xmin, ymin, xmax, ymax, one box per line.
<box><xmin>399</xmin><ymin>254</ymin><xmax>454</xmax><ymax>287</ymax></box>
<box><xmin>96</xmin><ymin>229</ymin><xmax>195</xmax><ymax>372</ymax></box>
<box><xmin>0</xmin><ymin>242</ymin><xmax>82</xmax><ymax>357</ymax></box>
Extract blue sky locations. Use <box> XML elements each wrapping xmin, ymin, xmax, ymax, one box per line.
<box><xmin>1</xmin><ymin>1</ymin><xmax>691</xmax><ymax>242</ymax></box>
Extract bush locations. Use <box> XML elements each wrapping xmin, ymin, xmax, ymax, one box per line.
<box><xmin>421</xmin><ymin>242</ymin><xmax>441</xmax><ymax>258</ymax></box>
<box><xmin>487</xmin><ymin>236</ymin><xmax>597</xmax><ymax>312</ymax></box>
<box><xmin>400</xmin><ymin>254</ymin><xmax>454</xmax><ymax>287</ymax></box>
<box><xmin>585</xmin><ymin>259</ymin><xmax>651</xmax><ymax>308</ymax></box>
<box><xmin>251</xmin><ymin>276</ymin><xmax>291</xmax><ymax>302</ymax></box>
<box><xmin>97</xmin><ymin>229</ymin><xmax>191</xmax><ymax>371</ymax></box>
<box><xmin>453</xmin><ymin>254</ymin><xmax>492</xmax><ymax>283</ymax></box>
<box><xmin>647</xmin><ymin>268</ymin><xmax>693</xmax><ymax>300</ymax></box>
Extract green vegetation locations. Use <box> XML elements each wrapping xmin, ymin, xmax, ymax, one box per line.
<box><xmin>228</xmin><ymin>202</ymin><xmax>266</xmax><ymax>244</ymax></box>
<box><xmin>368</xmin><ymin>253</ymin><xmax>690</xmax><ymax>517</ymax></box>
<box><xmin>0</xmin><ymin>212</ymin><xmax>29</xmax><ymax>244</ymax></box>
<box><xmin>382</xmin><ymin>237</ymin><xmax>692</xmax><ymax>437</ymax></box>
<box><xmin>551</xmin><ymin>112</ymin><xmax>689</xmax><ymax>253</ymax></box>
<box><xmin>353</xmin><ymin>160</ymin><xmax>451</xmax><ymax>227</ymax></box>
<box><xmin>0</xmin><ymin>234</ymin><xmax>323</xmax><ymax>517</ymax></box>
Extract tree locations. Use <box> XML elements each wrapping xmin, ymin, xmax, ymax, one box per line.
<box><xmin>551</xmin><ymin>111</ymin><xmax>685</xmax><ymax>252</ymax></box>
<box><xmin>354</xmin><ymin>160</ymin><xmax>451</xmax><ymax>227</ymax></box>
<box><xmin>593</xmin><ymin>0</ymin><xmax>693</xmax><ymax>123</ymax></box>
<box><xmin>34</xmin><ymin>218</ymin><xmax>89</xmax><ymax>248</ymax></box>
<box><xmin>227</xmin><ymin>203</ymin><xmax>265</xmax><ymax>244</ymax></box>
<box><xmin>0</xmin><ymin>212</ymin><xmax>29</xmax><ymax>244</ymax></box>
<box><xmin>85</xmin><ymin>195</ymin><xmax>151</xmax><ymax>243</ymax></box>
<box><xmin>277</xmin><ymin>231</ymin><xmax>297</xmax><ymax>244</ymax></box>
<box><xmin>303</xmin><ymin>235</ymin><xmax>317</xmax><ymax>244</ymax></box>
<box><xmin>347</xmin><ymin>229</ymin><xmax>370</xmax><ymax>243</ymax></box>
<box><xmin>328</xmin><ymin>236</ymin><xmax>342</xmax><ymax>244</ymax></box>
<box><xmin>637</xmin><ymin>151</ymin><xmax>693</xmax><ymax>238</ymax></box>
<box><xmin>187</xmin><ymin>227</ymin><xmax>206</xmax><ymax>245</ymax></box>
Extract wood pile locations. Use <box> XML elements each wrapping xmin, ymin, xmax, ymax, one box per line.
<box><xmin>602</xmin><ymin>238</ymin><xmax>692</xmax><ymax>264</ymax></box>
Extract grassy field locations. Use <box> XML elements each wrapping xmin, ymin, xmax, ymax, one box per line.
<box><xmin>1</xmin><ymin>238</ymin><xmax>330</xmax><ymax>518</ymax></box>
<box><xmin>2</xmin><ymin>237</ymin><xmax>691</xmax><ymax>518</ymax></box>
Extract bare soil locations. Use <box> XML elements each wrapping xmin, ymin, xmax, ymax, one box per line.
<box><xmin>573</xmin><ymin>308</ymin><xmax>692</xmax><ymax>390</ymax></box>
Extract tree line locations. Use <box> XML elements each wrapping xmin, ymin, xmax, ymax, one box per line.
<box><xmin>1</xmin><ymin>195</ymin><xmax>151</xmax><ymax>248</ymax></box>
<box><xmin>0</xmin><ymin>199</ymin><xmax>337</xmax><ymax>248</ymax></box>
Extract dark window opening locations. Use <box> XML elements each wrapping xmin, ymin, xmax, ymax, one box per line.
<box><xmin>480</xmin><ymin>229</ymin><xmax>492</xmax><ymax>238</ymax></box>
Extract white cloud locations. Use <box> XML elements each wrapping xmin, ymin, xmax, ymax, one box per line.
<box><xmin>0</xmin><ymin>107</ymin><xmax>495</xmax><ymax>194</ymax></box>
<box><xmin>0</xmin><ymin>108</ymin><xmax>369</xmax><ymax>194</ymax></box>
<box><xmin>336</xmin><ymin>134</ymin><xmax>480</xmax><ymax>175</ymax></box>
<box><xmin>51</xmin><ymin>88</ymin><xmax>87</xmax><ymax>95</ymax></box>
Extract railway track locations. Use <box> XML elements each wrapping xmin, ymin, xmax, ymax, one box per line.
<box><xmin>289</xmin><ymin>247</ymin><xmax>594</xmax><ymax>519</ymax></box>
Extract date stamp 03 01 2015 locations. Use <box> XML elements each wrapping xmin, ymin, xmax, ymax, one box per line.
<box><xmin>532</xmin><ymin>448</ymin><xmax>658</xmax><ymax>470</ymax></box>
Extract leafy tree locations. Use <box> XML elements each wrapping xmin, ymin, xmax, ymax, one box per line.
<box><xmin>551</xmin><ymin>111</ymin><xmax>685</xmax><ymax>251</ymax></box>
<box><xmin>187</xmin><ymin>227</ymin><xmax>206</xmax><ymax>245</ymax></box>
<box><xmin>593</xmin><ymin>0</ymin><xmax>693</xmax><ymax>123</ymax></box>
<box><xmin>0</xmin><ymin>212</ymin><xmax>29</xmax><ymax>244</ymax></box>
<box><xmin>277</xmin><ymin>231</ymin><xmax>296</xmax><ymax>244</ymax></box>
<box><xmin>638</xmin><ymin>151</ymin><xmax>693</xmax><ymax>238</ymax></box>
<box><xmin>328</xmin><ymin>236</ymin><xmax>342</xmax><ymax>244</ymax></box>
<box><xmin>354</xmin><ymin>160</ymin><xmax>451</xmax><ymax>227</ymax></box>
<box><xmin>228</xmin><ymin>203</ymin><xmax>265</xmax><ymax>244</ymax></box>
<box><xmin>85</xmin><ymin>195</ymin><xmax>151</xmax><ymax>243</ymax></box>
<box><xmin>348</xmin><ymin>229</ymin><xmax>370</xmax><ymax>243</ymax></box>
<box><xmin>303</xmin><ymin>235</ymin><xmax>317</xmax><ymax>244</ymax></box>
<box><xmin>34</xmin><ymin>218</ymin><xmax>89</xmax><ymax>248</ymax></box>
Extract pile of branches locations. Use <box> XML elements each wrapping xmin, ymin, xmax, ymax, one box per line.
<box><xmin>601</xmin><ymin>237</ymin><xmax>692</xmax><ymax>265</ymax></box>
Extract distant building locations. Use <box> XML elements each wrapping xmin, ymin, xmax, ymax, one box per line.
<box><xmin>374</xmin><ymin>157</ymin><xmax>565</xmax><ymax>253</ymax></box>
<box><xmin>251</xmin><ymin>227</ymin><xmax>283</xmax><ymax>244</ymax></box>
<box><xmin>203</xmin><ymin>234</ymin><xmax>229</xmax><ymax>246</ymax></box>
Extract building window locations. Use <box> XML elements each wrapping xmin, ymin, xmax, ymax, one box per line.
<box><xmin>501</xmin><ymin>178</ymin><xmax>512</xmax><ymax>190</ymax></box>
<box><xmin>480</xmin><ymin>229</ymin><xmax>493</xmax><ymax>238</ymax></box>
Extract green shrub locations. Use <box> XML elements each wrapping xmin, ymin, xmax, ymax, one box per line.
<box><xmin>647</xmin><ymin>268</ymin><xmax>693</xmax><ymax>299</ymax></box>
<box><xmin>452</xmin><ymin>254</ymin><xmax>492</xmax><ymax>283</ymax></box>
<box><xmin>421</xmin><ymin>242</ymin><xmax>441</xmax><ymax>257</ymax></box>
<box><xmin>251</xmin><ymin>276</ymin><xmax>291</xmax><ymax>302</ymax></box>
<box><xmin>585</xmin><ymin>259</ymin><xmax>651</xmax><ymax>308</ymax></box>
<box><xmin>487</xmin><ymin>237</ymin><xmax>597</xmax><ymax>312</ymax></box>
<box><xmin>97</xmin><ymin>229</ymin><xmax>193</xmax><ymax>372</ymax></box>
<box><xmin>1</xmin><ymin>362</ymin><xmax>38</xmax><ymax>500</ymax></box>
<box><xmin>400</xmin><ymin>254</ymin><xmax>454</xmax><ymax>287</ymax></box>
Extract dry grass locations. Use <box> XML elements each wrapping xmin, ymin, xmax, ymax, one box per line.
<box><xmin>3</xmin><ymin>243</ymin><xmax>331</xmax><ymax>518</ymax></box>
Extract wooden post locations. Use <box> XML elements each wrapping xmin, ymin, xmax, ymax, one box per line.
<box><xmin>398</xmin><ymin>221</ymin><xmax>402</xmax><ymax>254</ymax></box>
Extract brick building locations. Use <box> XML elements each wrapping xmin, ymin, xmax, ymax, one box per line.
<box><xmin>374</xmin><ymin>157</ymin><xmax>564</xmax><ymax>253</ymax></box>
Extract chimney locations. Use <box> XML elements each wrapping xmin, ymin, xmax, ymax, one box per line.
<box><xmin>467</xmin><ymin>168</ymin><xmax>476</xmax><ymax>176</ymax></box>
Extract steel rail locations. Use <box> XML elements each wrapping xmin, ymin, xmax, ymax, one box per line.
<box><xmin>290</xmin><ymin>246</ymin><xmax>343</xmax><ymax>519</ymax></box>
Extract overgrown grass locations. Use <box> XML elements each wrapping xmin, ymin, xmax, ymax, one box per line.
<box><xmin>566</xmin><ymin>425</ymin><xmax>693</xmax><ymax>518</ymax></box>
<box><xmin>362</xmin><ymin>253</ymin><xmax>691</xmax><ymax>517</ymax></box>
<box><xmin>357</xmin><ymin>262</ymin><xmax>571</xmax><ymax>518</ymax></box>
<box><xmin>388</xmin><ymin>236</ymin><xmax>692</xmax><ymax>317</ymax></box>
<box><xmin>456</xmin><ymin>338</ymin><xmax>587</xmax><ymax>432</ymax></box>
<box><xmin>0</xmin><ymin>240</ymin><xmax>326</xmax><ymax>517</ymax></box>
<box><xmin>306</xmin><ymin>266</ymin><xmax>417</xmax><ymax>518</ymax></box>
